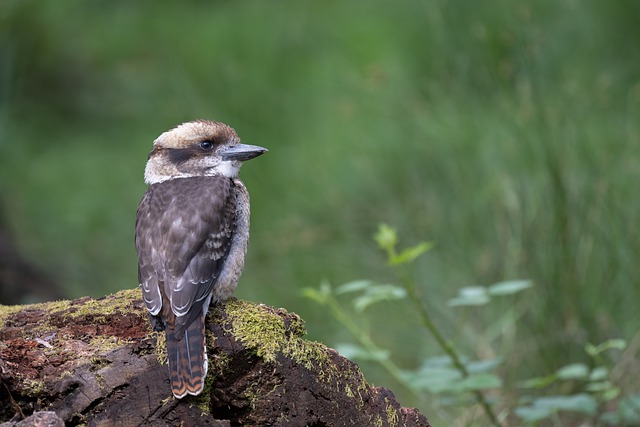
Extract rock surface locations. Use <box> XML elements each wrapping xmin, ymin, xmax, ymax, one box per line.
<box><xmin>0</xmin><ymin>289</ymin><xmax>430</xmax><ymax>426</ymax></box>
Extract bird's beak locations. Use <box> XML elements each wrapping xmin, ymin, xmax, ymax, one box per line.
<box><xmin>220</xmin><ymin>144</ymin><xmax>268</xmax><ymax>162</ymax></box>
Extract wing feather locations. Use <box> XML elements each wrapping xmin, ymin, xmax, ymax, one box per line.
<box><xmin>135</xmin><ymin>191</ymin><xmax>163</xmax><ymax>316</ymax></box>
<box><xmin>134</xmin><ymin>176</ymin><xmax>235</xmax><ymax>337</ymax></box>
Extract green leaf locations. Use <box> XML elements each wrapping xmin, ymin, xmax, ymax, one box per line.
<box><xmin>353</xmin><ymin>284</ymin><xmax>407</xmax><ymax>312</ymax></box>
<box><xmin>589</xmin><ymin>366</ymin><xmax>608</xmax><ymax>381</ymax></box>
<box><xmin>601</xmin><ymin>412</ymin><xmax>622</xmax><ymax>425</ymax></box>
<box><xmin>404</xmin><ymin>357</ymin><xmax>459</xmax><ymax>392</ymax></box>
<box><xmin>532</xmin><ymin>394</ymin><xmax>597</xmax><ymax>416</ymax></box>
<box><xmin>402</xmin><ymin>365</ymin><xmax>462</xmax><ymax>393</ymax></box>
<box><xmin>516</xmin><ymin>394</ymin><xmax>598</xmax><ymax>422</ymax></box>
<box><xmin>465</xmin><ymin>358</ymin><xmax>502</xmax><ymax>373</ymax></box>
<box><xmin>518</xmin><ymin>375</ymin><xmax>557</xmax><ymax>389</ymax></box>
<box><xmin>600</xmin><ymin>338</ymin><xmax>627</xmax><ymax>351</ymax></box>
<box><xmin>389</xmin><ymin>241</ymin><xmax>434</xmax><ymax>266</ymax></box>
<box><xmin>601</xmin><ymin>386</ymin><xmax>621</xmax><ymax>402</ymax></box>
<box><xmin>616</xmin><ymin>394</ymin><xmax>640</xmax><ymax>423</ymax></box>
<box><xmin>335</xmin><ymin>280</ymin><xmax>374</xmax><ymax>295</ymax></box>
<box><xmin>447</xmin><ymin>286</ymin><xmax>490</xmax><ymax>307</ymax></box>
<box><xmin>585</xmin><ymin>381</ymin><xmax>613</xmax><ymax>392</ymax></box>
<box><xmin>514</xmin><ymin>405</ymin><xmax>555</xmax><ymax>422</ymax></box>
<box><xmin>555</xmin><ymin>363</ymin><xmax>589</xmax><ymax>380</ymax></box>
<box><xmin>487</xmin><ymin>279</ymin><xmax>532</xmax><ymax>296</ymax></box>
<box><xmin>374</xmin><ymin>223</ymin><xmax>397</xmax><ymax>252</ymax></box>
<box><xmin>405</xmin><ymin>357</ymin><xmax>501</xmax><ymax>393</ymax></box>
<box><xmin>300</xmin><ymin>281</ymin><xmax>332</xmax><ymax>303</ymax></box>
<box><xmin>585</xmin><ymin>339</ymin><xmax>627</xmax><ymax>356</ymax></box>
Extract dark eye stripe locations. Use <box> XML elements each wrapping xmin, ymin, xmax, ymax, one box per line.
<box><xmin>163</xmin><ymin>136</ymin><xmax>228</xmax><ymax>166</ymax></box>
<box><xmin>167</xmin><ymin>148</ymin><xmax>196</xmax><ymax>166</ymax></box>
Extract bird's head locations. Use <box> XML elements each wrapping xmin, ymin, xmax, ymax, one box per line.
<box><xmin>144</xmin><ymin>120</ymin><xmax>268</xmax><ymax>184</ymax></box>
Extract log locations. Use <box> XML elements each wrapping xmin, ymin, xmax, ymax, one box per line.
<box><xmin>0</xmin><ymin>289</ymin><xmax>430</xmax><ymax>426</ymax></box>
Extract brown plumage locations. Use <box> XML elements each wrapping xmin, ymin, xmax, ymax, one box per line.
<box><xmin>134</xmin><ymin>120</ymin><xmax>267</xmax><ymax>398</ymax></box>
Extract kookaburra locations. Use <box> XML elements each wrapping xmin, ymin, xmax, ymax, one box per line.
<box><xmin>134</xmin><ymin>120</ymin><xmax>267</xmax><ymax>398</ymax></box>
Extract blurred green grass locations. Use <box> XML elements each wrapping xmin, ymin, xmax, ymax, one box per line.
<box><xmin>1</xmin><ymin>0</ymin><xmax>639</xmax><ymax>421</ymax></box>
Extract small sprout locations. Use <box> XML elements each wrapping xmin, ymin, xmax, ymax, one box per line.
<box><xmin>374</xmin><ymin>223</ymin><xmax>398</xmax><ymax>253</ymax></box>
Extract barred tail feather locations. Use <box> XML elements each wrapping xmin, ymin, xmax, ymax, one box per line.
<box><xmin>165</xmin><ymin>315</ymin><xmax>208</xmax><ymax>399</ymax></box>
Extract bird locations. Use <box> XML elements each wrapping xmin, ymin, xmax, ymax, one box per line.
<box><xmin>134</xmin><ymin>120</ymin><xmax>267</xmax><ymax>398</ymax></box>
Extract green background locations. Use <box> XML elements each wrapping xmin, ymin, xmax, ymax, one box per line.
<box><xmin>2</xmin><ymin>0</ymin><xmax>639</xmax><ymax>423</ymax></box>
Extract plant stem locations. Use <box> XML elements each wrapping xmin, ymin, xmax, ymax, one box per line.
<box><xmin>399</xmin><ymin>268</ymin><xmax>503</xmax><ymax>427</ymax></box>
<box><xmin>325</xmin><ymin>293</ymin><xmax>420</xmax><ymax>400</ymax></box>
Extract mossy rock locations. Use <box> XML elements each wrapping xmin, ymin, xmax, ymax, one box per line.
<box><xmin>0</xmin><ymin>289</ymin><xmax>429</xmax><ymax>426</ymax></box>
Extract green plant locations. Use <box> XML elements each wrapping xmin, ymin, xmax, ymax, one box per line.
<box><xmin>302</xmin><ymin>224</ymin><xmax>639</xmax><ymax>426</ymax></box>
<box><xmin>304</xmin><ymin>224</ymin><xmax>505</xmax><ymax>426</ymax></box>
<box><xmin>515</xmin><ymin>339</ymin><xmax>640</xmax><ymax>425</ymax></box>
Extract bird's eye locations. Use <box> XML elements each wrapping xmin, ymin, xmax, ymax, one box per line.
<box><xmin>199</xmin><ymin>141</ymin><xmax>214</xmax><ymax>151</ymax></box>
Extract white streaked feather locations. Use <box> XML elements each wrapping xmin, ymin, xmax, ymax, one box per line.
<box><xmin>141</xmin><ymin>282</ymin><xmax>162</xmax><ymax>315</ymax></box>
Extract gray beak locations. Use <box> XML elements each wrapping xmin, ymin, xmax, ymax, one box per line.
<box><xmin>220</xmin><ymin>144</ymin><xmax>268</xmax><ymax>161</ymax></box>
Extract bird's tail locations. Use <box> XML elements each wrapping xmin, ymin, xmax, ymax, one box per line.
<box><xmin>165</xmin><ymin>315</ymin><xmax>208</xmax><ymax>399</ymax></box>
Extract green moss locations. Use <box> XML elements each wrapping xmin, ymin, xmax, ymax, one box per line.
<box><xmin>154</xmin><ymin>331</ymin><xmax>167</xmax><ymax>366</ymax></box>
<box><xmin>0</xmin><ymin>288</ymin><xmax>143</xmax><ymax>336</ymax></box>
<box><xmin>18</xmin><ymin>375</ymin><xmax>45</xmax><ymax>397</ymax></box>
<box><xmin>218</xmin><ymin>299</ymin><xmax>373</xmax><ymax>413</ymax></box>
<box><xmin>89</xmin><ymin>336</ymin><xmax>128</xmax><ymax>354</ymax></box>
<box><xmin>223</xmin><ymin>299</ymin><xmax>330</xmax><ymax>372</ymax></box>
<box><xmin>345</xmin><ymin>383</ymin><xmax>354</xmax><ymax>398</ymax></box>
<box><xmin>58</xmin><ymin>288</ymin><xmax>142</xmax><ymax>324</ymax></box>
<box><xmin>245</xmin><ymin>381</ymin><xmax>281</xmax><ymax>411</ymax></box>
<box><xmin>89</xmin><ymin>355</ymin><xmax>110</xmax><ymax>370</ymax></box>
<box><xmin>95</xmin><ymin>373</ymin><xmax>106</xmax><ymax>390</ymax></box>
<box><xmin>385</xmin><ymin>398</ymin><xmax>399</xmax><ymax>426</ymax></box>
<box><xmin>0</xmin><ymin>304</ymin><xmax>26</xmax><ymax>329</ymax></box>
<box><xmin>193</xmin><ymin>384</ymin><xmax>212</xmax><ymax>414</ymax></box>
<box><xmin>344</xmin><ymin>382</ymin><xmax>366</xmax><ymax>408</ymax></box>
<box><xmin>276</xmin><ymin>413</ymin><xmax>291</xmax><ymax>424</ymax></box>
<box><xmin>0</xmin><ymin>289</ymin><xmax>154</xmax><ymax>393</ymax></box>
<box><xmin>192</xmin><ymin>362</ymin><xmax>215</xmax><ymax>413</ymax></box>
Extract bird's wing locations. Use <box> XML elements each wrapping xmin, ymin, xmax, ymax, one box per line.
<box><xmin>162</xmin><ymin>177</ymin><xmax>235</xmax><ymax>336</ymax></box>
<box><xmin>135</xmin><ymin>176</ymin><xmax>236</xmax><ymax>335</ymax></box>
<box><xmin>135</xmin><ymin>189</ymin><xmax>163</xmax><ymax>316</ymax></box>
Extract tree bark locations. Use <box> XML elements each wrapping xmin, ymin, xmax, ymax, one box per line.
<box><xmin>0</xmin><ymin>289</ymin><xmax>430</xmax><ymax>427</ymax></box>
